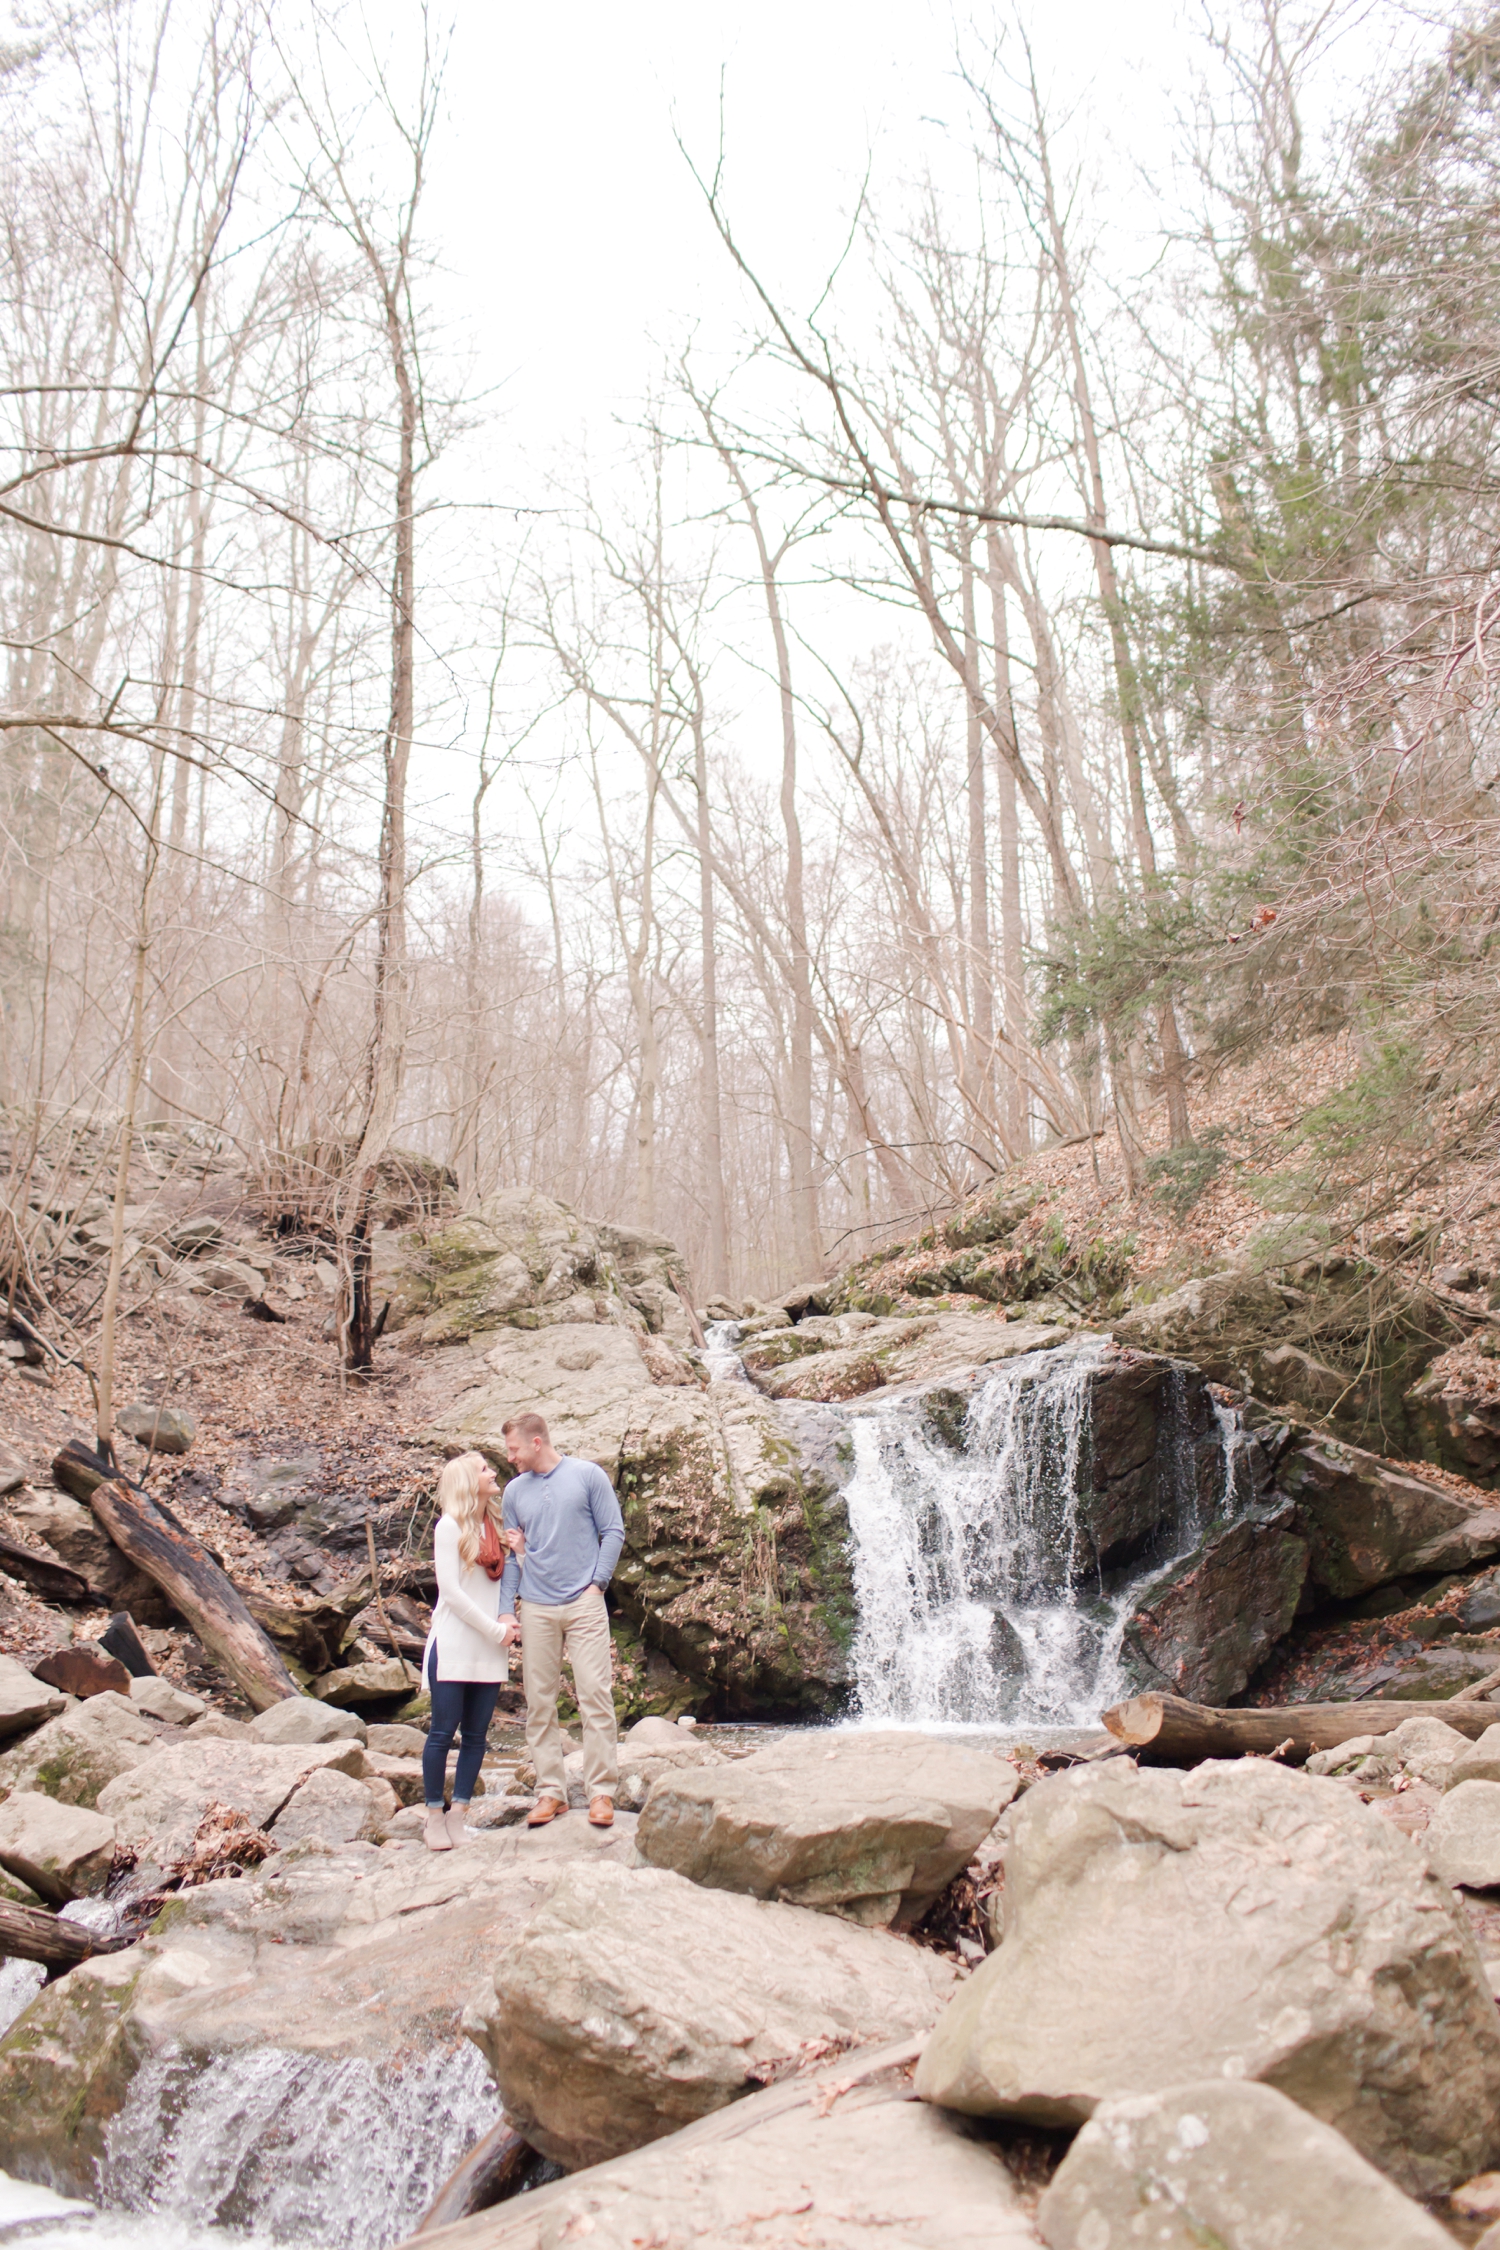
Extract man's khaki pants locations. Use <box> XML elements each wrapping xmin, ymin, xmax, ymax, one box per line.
<box><xmin>520</xmin><ymin>1586</ymin><xmax>618</xmax><ymax>1802</ymax></box>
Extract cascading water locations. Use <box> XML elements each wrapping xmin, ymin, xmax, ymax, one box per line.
<box><xmin>97</xmin><ymin>2042</ymin><xmax>502</xmax><ymax>2250</ymax></box>
<box><xmin>702</xmin><ymin>1318</ymin><xmax>750</xmax><ymax>1383</ymax></box>
<box><xmin>844</xmin><ymin>1335</ymin><xmax>1242</xmax><ymax>1727</ymax></box>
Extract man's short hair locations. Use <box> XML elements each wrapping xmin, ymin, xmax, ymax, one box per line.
<box><xmin>502</xmin><ymin>1411</ymin><xmax>550</xmax><ymax>1443</ymax></box>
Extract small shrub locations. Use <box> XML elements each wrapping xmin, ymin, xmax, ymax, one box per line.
<box><xmin>1146</xmin><ymin>1127</ymin><xmax>1230</xmax><ymax>1218</ymax></box>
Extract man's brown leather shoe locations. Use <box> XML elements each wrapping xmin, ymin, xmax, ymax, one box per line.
<box><xmin>527</xmin><ymin>1796</ymin><xmax>566</xmax><ymax>1827</ymax></box>
<box><xmin>588</xmin><ymin>1795</ymin><xmax>615</xmax><ymax>1828</ymax></box>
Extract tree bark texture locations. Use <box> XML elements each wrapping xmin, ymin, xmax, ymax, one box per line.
<box><xmin>1103</xmin><ymin>1691</ymin><xmax>1500</xmax><ymax>1765</ymax></box>
<box><xmin>415</xmin><ymin>2121</ymin><xmax>532</xmax><ymax>2232</ymax></box>
<box><xmin>89</xmin><ymin>1478</ymin><xmax>298</xmax><ymax>1712</ymax></box>
<box><xmin>0</xmin><ymin>1900</ymin><xmax>134</xmax><ymax>1971</ymax></box>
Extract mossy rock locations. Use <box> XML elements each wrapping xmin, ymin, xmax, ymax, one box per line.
<box><xmin>941</xmin><ymin>1188</ymin><xmax>1039</xmax><ymax>1250</ymax></box>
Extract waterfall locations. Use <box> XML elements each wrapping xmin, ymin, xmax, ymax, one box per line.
<box><xmin>844</xmin><ymin>1337</ymin><xmax>1236</xmax><ymax>1728</ymax></box>
<box><xmin>702</xmin><ymin>1318</ymin><xmax>751</xmax><ymax>1384</ymax></box>
<box><xmin>95</xmin><ymin>2041</ymin><xmax>501</xmax><ymax>2250</ymax></box>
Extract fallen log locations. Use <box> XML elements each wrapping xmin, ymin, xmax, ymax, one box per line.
<box><xmin>89</xmin><ymin>1479</ymin><xmax>298</xmax><ymax>1714</ymax></box>
<box><xmin>415</xmin><ymin>2121</ymin><xmax>532</xmax><ymax>2233</ymax></box>
<box><xmin>1102</xmin><ymin>1691</ymin><xmax>1500</xmax><ymax>1765</ymax></box>
<box><xmin>0</xmin><ymin>1532</ymin><xmax>91</xmax><ymax>1606</ymax></box>
<box><xmin>0</xmin><ymin>1899</ymin><xmax>134</xmax><ymax>1971</ymax></box>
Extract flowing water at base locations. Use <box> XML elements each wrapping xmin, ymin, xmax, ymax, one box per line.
<box><xmin>1</xmin><ymin>2043</ymin><xmax>500</xmax><ymax>2250</ymax></box>
<box><xmin>99</xmin><ymin>2042</ymin><xmax>501</xmax><ymax>2250</ymax></box>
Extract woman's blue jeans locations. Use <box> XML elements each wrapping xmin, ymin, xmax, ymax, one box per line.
<box><xmin>422</xmin><ymin>1646</ymin><xmax>500</xmax><ymax>1807</ymax></box>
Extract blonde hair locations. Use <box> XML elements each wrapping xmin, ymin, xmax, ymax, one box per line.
<box><xmin>436</xmin><ymin>1450</ymin><xmax>496</xmax><ymax>1570</ymax></box>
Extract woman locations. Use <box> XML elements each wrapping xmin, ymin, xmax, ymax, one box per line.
<box><xmin>421</xmin><ymin>1451</ymin><xmax>518</xmax><ymax>1851</ymax></box>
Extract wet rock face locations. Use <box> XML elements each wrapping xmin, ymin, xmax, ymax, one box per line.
<box><xmin>612</xmin><ymin>1389</ymin><xmax>855</xmax><ymax>1718</ymax></box>
<box><xmin>1123</xmin><ymin>1498</ymin><xmax>1310</xmax><ymax>1704</ymax></box>
<box><xmin>1078</xmin><ymin>1352</ymin><xmax>1231</xmax><ymax>1576</ymax></box>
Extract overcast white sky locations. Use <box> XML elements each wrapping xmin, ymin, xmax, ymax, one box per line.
<box><xmin>432</xmin><ymin>0</ymin><xmax>1194</xmax><ymax>494</ymax></box>
<box><xmin>372</xmin><ymin>0</ymin><xmax>1437</xmax><ymax>865</ymax></box>
<box><xmin>422</xmin><ymin>1</ymin><xmax>1428</xmax><ymax>501</ymax></box>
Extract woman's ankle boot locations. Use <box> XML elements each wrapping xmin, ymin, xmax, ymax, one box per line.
<box><xmin>423</xmin><ymin>1807</ymin><xmax>453</xmax><ymax>1852</ymax></box>
<box><xmin>445</xmin><ymin>1802</ymin><xmax>470</xmax><ymax>1847</ymax></box>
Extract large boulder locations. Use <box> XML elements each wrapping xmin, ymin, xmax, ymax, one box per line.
<box><xmin>127</xmin><ymin>1677</ymin><xmax>206</xmax><ymax>1726</ymax></box>
<box><xmin>0</xmin><ymin>1658</ymin><xmax>65</xmax><ymax>1743</ymax></box>
<box><xmin>95</xmin><ymin>1738</ymin><xmax>368</xmax><ymax>1862</ymax></box>
<box><xmin>7</xmin><ymin>1490</ymin><xmax>173</xmax><ymax>1622</ymax></box>
<box><xmin>463</xmin><ymin>1858</ymin><xmax>960</xmax><ymax>2169</ymax></box>
<box><xmin>913</xmin><ymin>1757</ymin><xmax>1500</xmax><ymax>2195</ymax></box>
<box><xmin>1427</xmin><ymin>1780</ymin><xmax>1500</xmax><ymax>1888</ymax></box>
<box><xmin>269</xmin><ymin>1765</ymin><xmax>387</xmax><ymax>1849</ymax></box>
<box><xmin>1279</xmin><ymin>1436</ymin><xmax>1500</xmax><ymax>1596</ymax></box>
<box><xmin>413</xmin><ymin>1316</ymin><xmax>661</xmax><ymax>1467</ymax></box>
<box><xmin>310</xmin><ymin>1658</ymin><xmax>413</xmax><ymax>1707</ymax></box>
<box><xmin>387</xmin><ymin>1188</ymin><xmax>692</xmax><ymax>1347</ymax></box>
<box><xmin>431</xmin><ymin>2050</ymin><xmax>1036</xmax><ymax>2249</ymax></box>
<box><xmin>248</xmin><ymin>1695</ymin><xmax>365</xmax><ymax>1745</ymax></box>
<box><xmin>1122</xmin><ymin>1499</ymin><xmax>1309</xmax><ymax>1703</ymax></box>
<box><xmin>0</xmin><ymin>1692</ymin><xmax>160</xmax><ymax>1808</ymax></box>
<box><xmin>753</xmin><ymin>1311</ymin><xmax>1069</xmax><ymax>1406</ymax></box>
<box><xmin>1112</xmin><ymin>1271</ymin><xmax>1291</xmax><ymax>1380</ymax></box>
<box><xmin>1037</xmin><ymin>2080</ymin><xmax>1454</xmax><ymax>2250</ymax></box>
<box><xmin>0</xmin><ymin>1790</ymin><xmax>115</xmax><ymax>1903</ymax></box>
<box><xmin>635</xmin><ymin>1730</ymin><xmax>1015</xmax><ymax>1926</ymax></box>
<box><xmin>0</xmin><ymin>1815</ymin><xmax>640</xmax><ymax>2198</ymax></box>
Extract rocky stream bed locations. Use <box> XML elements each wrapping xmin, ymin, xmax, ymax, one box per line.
<box><xmin>9</xmin><ymin>1180</ymin><xmax>1500</xmax><ymax>2243</ymax></box>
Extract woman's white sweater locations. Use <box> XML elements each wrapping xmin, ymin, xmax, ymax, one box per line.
<box><xmin>422</xmin><ymin>1515</ymin><xmax>510</xmax><ymax>1684</ymax></box>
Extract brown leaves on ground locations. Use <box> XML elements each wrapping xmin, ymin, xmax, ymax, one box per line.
<box><xmin>169</xmin><ymin>1801</ymin><xmax>276</xmax><ymax>1887</ymax></box>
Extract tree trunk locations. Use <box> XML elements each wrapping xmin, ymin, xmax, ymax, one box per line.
<box><xmin>1028</xmin><ymin>81</ymin><xmax>1194</xmax><ymax>1151</ymax></box>
<box><xmin>1102</xmin><ymin>1691</ymin><xmax>1500</xmax><ymax>1764</ymax></box>
<box><xmin>987</xmin><ymin>558</ymin><xmax>1029</xmax><ymax>1153</ymax></box>
<box><xmin>96</xmin><ymin>804</ymin><xmax>161</xmax><ymax>1459</ymax></box>
<box><xmin>89</xmin><ymin>1478</ymin><xmax>299</xmax><ymax>1711</ymax></box>
<box><xmin>693</xmin><ymin>712</ymin><xmax>730</xmax><ymax>1299</ymax></box>
<box><xmin>0</xmin><ymin>1534</ymin><xmax>90</xmax><ymax>1606</ymax></box>
<box><xmin>415</xmin><ymin>2122</ymin><xmax>532</xmax><ymax>2233</ymax></box>
<box><xmin>0</xmin><ymin>1900</ymin><xmax>135</xmax><ymax>1971</ymax></box>
<box><xmin>960</xmin><ymin>548</ymin><xmax>996</xmax><ymax>1141</ymax></box>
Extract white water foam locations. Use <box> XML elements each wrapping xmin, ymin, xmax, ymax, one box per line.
<box><xmin>97</xmin><ymin>2041</ymin><xmax>501</xmax><ymax>2250</ymax></box>
<box><xmin>844</xmin><ymin>1337</ymin><xmax>1245</xmax><ymax>1727</ymax></box>
<box><xmin>702</xmin><ymin>1318</ymin><xmax>750</xmax><ymax>1384</ymax></box>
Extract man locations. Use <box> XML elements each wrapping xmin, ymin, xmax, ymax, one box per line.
<box><xmin>499</xmin><ymin>1411</ymin><xmax>625</xmax><ymax>1828</ymax></box>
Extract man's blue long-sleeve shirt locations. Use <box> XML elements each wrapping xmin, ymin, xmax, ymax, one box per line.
<box><xmin>499</xmin><ymin>1454</ymin><xmax>625</xmax><ymax>1613</ymax></box>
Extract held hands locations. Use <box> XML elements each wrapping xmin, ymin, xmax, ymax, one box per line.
<box><xmin>499</xmin><ymin>1616</ymin><xmax>520</xmax><ymax>1647</ymax></box>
